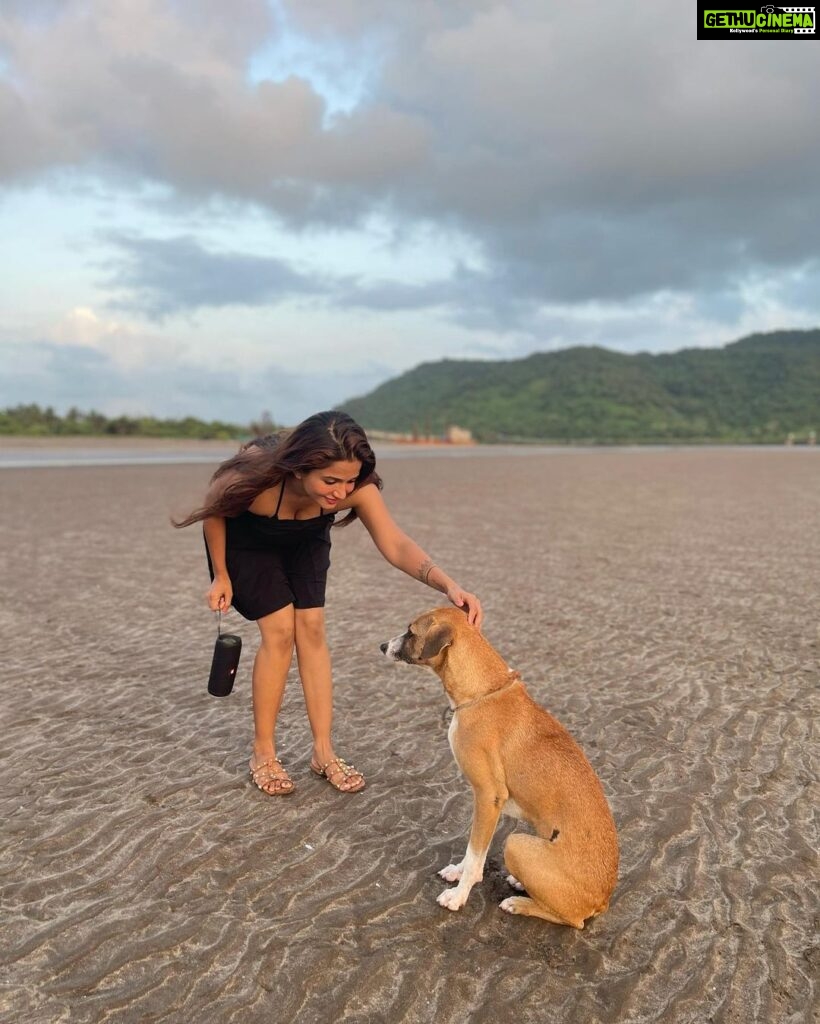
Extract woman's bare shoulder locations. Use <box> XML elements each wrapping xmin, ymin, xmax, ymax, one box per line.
<box><xmin>206</xmin><ymin>459</ymin><xmax>270</xmax><ymax>504</ymax></box>
<box><xmin>248</xmin><ymin>482</ymin><xmax>283</xmax><ymax>516</ymax></box>
<box><xmin>336</xmin><ymin>480</ymin><xmax>383</xmax><ymax>512</ymax></box>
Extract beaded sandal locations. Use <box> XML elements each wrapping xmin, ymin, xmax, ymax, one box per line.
<box><xmin>249</xmin><ymin>757</ymin><xmax>295</xmax><ymax>796</ymax></box>
<box><xmin>310</xmin><ymin>757</ymin><xmax>365</xmax><ymax>793</ymax></box>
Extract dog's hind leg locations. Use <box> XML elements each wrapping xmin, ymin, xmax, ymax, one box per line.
<box><xmin>500</xmin><ymin>895</ymin><xmax>581</xmax><ymax>926</ymax></box>
<box><xmin>500</xmin><ymin>833</ymin><xmax>591</xmax><ymax>928</ymax></box>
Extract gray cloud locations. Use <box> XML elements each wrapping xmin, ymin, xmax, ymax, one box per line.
<box><xmin>0</xmin><ymin>0</ymin><xmax>431</xmax><ymax>220</ymax></box>
<box><xmin>103</xmin><ymin>234</ymin><xmax>327</xmax><ymax>317</ymax></box>
<box><xmin>97</xmin><ymin>230</ymin><xmax>820</xmax><ymax>355</ymax></box>
<box><xmin>99</xmin><ymin>233</ymin><xmax>525</xmax><ymax>328</ymax></box>
<box><xmin>0</xmin><ymin>340</ymin><xmax>393</xmax><ymax>425</ymax></box>
<box><xmin>0</xmin><ymin>340</ymin><xmax>247</xmax><ymax>418</ymax></box>
<box><xmin>1</xmin><ymin>0</ymin><xmax>819</xmax><ymax>317</ymax></box>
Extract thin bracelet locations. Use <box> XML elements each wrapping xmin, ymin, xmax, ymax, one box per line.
<box><xmin>423</xmin><ymin>562</ymin><xmax>437</xmax><ymax>585</ymax></box>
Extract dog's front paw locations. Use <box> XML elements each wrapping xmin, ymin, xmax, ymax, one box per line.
<box><xmin>505</xmin><ymin>874</ymin><xmax>526</xmax><ymax>892</ymax></box>
<box><xmin>437</xmin><ymin>886</ymin><xmax>469</xmax><ymax>911</ymax></box>
<box><xmin>438</xmin><ymin>863</ymin><xmax>464</xmax><ymax>883</ymax></box>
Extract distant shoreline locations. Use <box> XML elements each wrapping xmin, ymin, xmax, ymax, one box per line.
<box><xmin>1</xmin><ymin>435</ymin><xmax>818</xmax><ymax>470</ymax></box>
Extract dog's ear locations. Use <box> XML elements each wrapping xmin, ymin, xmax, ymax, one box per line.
<box><xmin>420</xmin><ymin>622</ymin><xmax>452</xmax><ymax>661</ymax></box>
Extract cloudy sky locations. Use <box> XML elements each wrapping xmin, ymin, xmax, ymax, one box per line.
<box><xmin>1</xmin><ymin>1</ymin><xmax>818</xmax><ymax>425</ymax></box>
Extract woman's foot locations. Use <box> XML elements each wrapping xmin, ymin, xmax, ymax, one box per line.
<box><xmin>310</xmin><ymin>756</ymin><xmax>365</xmax><ymax>793</ymax></box>
<box><xmin>249</xmin><ymin>756</ymin><xmax>295</xmax><ymax>795</ymax></box>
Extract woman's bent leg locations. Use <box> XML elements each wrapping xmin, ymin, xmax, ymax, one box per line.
<box><xmin>250</xmin><ymin>605</ymin><xmax>296</xmax><ymax>791</ymax></box>
<box><xmin>294</xmin><ymin>607</ymin><xmax>364</xmax><ymax>792</ymax></box>
<box><xmin>293</xmin><ymin>608</ymin><xmax>333</xmax><ymax>763</ymax></box>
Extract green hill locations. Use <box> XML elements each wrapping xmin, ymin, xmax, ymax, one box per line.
<box><xmin>340</xmin><ymin>329</ymin><xmax>820</xmax><ymax>443</ymax></box>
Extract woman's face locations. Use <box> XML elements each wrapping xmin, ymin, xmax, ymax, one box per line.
<box><xmin>299</xmin><ymin>458</ymin><xmax>362</xmax><ymax>510</ymax></box>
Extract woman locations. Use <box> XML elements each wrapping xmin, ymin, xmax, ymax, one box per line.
<box><xmin>176</xmin><ymin>411</ymin><xmax>482</xmax><ymax>796</ymax></box>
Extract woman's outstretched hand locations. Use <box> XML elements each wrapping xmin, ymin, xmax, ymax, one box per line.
<box><xmin>207</xmin><ymin>574</ymin><xmax>233</xmax><ymax>612</ymax></box>
<box><xmin>446</xmin><ymin>586</ymin><xmax>483</xmax><ymax>631</ymax></box>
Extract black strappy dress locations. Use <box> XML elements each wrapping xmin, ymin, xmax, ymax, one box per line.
<box><xmin>205</xmin><ymin>479</ymin><xmax>335</xmax><ymax>620</ymax></box>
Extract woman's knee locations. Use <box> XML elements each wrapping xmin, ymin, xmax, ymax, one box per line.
<box><xmin>257</xmin><ymin>606</ymin><xmax>295</xmax><ymax>654</ymax></box>
<box><xmin>294</xmin><ymin>608</ymin><xmax>327</xmax><ymax>650</ymax></box>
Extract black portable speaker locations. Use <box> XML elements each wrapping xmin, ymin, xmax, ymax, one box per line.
<box><xmin>208</xmin><ymin>612</ymin><xmax>242</xmax><ymax>697</ymax></box>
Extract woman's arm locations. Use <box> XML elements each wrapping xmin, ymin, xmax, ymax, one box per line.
<box><xmin>203</xmin><ymin>516</ymin><xmax>232</xmax><ymax>611</ymax></box>
<box><xmin>201</xmin><ymin>468</ymin><xmax>247</xmax><ymax>612</ymax></box>
<box><xmin>350</xmin><ymin>484</ymin><xmax>483</xmax><ymax>629</ymax></box>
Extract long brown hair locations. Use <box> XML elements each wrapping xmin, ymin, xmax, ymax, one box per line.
<box><xmin>173</xmin><ymin>411</ymin><xmax>381</xmax><ymax>528</ymax></box>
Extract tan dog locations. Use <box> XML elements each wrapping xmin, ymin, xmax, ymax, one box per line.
<box><xmin>380</xmin><ymin>607</ymin><xmax>618</xmax><ymax>927</ymax></box>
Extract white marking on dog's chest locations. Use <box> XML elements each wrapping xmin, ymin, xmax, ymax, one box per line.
<box><xmin>502</xmin><ymin>799</ymin><xmax>525</xmax><ymax>820</ymax></box>
<box><xmin>447</xmin><ymin>714</ymin><xmax>458</xmax><ymax>755</ymax></box>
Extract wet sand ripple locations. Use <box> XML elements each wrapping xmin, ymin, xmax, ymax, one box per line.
<box><xmin>1</xmin><ymin>450</ymin><xmax>817</xmax><ymax>1023</ymax></box>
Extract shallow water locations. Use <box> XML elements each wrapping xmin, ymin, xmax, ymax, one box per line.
<box><xmin>2</xmin><ymin>437</ymin><xmax>815</xmax><ymax>469</ymax></box>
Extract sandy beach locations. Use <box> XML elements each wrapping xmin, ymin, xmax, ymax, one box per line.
<box><xmin>1</xmin><ymin>446</ymin><xmax>817</xmax><ymax>1024</ymax></box>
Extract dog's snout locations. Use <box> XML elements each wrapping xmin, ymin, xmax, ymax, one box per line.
<box><xmin>381</xmin><ymin>634</ymin><xmax>407</xmax><ymax>662</ymax></box>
